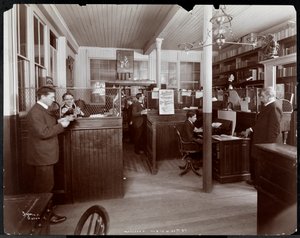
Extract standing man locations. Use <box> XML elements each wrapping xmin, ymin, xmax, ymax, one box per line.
<box><xmin>27</xmin><ymin>86</ymin><xmax>70</xmax><ymax>224</ymax></box>
<box><xmin>244</xmin><ymin>87</ymin><xmax>282</xmax><ymax>185</ymax></box>
<box><xmin>132</xmin><ymin>93</ymin><xmax>147</xmax><ymax>154</ymax></box>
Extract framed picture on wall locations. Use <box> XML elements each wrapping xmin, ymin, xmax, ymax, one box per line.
<box><xmin>116</xmin><ymin>50</ymin><xmax>134</xmax><ymax>79</ymax></box>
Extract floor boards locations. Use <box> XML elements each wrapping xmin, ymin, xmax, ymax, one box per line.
<box><xmin>50</xmin><ymin>142</ymin><xmax>257</xmax><ymax>235</ymax></box>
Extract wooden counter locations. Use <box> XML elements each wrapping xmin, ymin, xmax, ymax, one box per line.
<box><xmin>146</xmin><ymin>110</ymin><xmax>186</xmax><ymax>174</ymax></box>
<box><xmin>253</xmin><ymin>143</ymin><xmax>297</xmax><ymax>235</ymax></box>
<box><xmin>57</xmin><ymin>117</ymin><xmax>124</xmax><ymax>203</ymax></box>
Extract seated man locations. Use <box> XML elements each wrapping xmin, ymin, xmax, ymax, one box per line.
<box><xmin>181</xmin><ymin>110</ymin><xmax>203</xmax><ymax>149</ymax></box>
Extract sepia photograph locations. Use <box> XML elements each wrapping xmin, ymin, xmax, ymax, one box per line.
<box><xmin>2</xmin><ymin>2</ymin><xmax>297</xmax><ymax>236</ymax></box>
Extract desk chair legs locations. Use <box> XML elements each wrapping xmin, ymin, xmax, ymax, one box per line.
<box><xmin>179</xmin><ymin>156</ymin><xmax>201</xmax><ymax>177</ymax></box>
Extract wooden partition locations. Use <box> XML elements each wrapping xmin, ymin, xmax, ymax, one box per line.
<box><xmin>58</xmin><ymin>117</ymin><xmax>124</xmax><ymax>203</ymax></box>
<box><xmin>146</xmin><ymin>110</ymin><xmax>186</xmax><ymax>174</ymax></box>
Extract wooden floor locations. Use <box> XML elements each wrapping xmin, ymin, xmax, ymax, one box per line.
<box><xmin>50</xmin><ymin>141</ymin><xmax>257</xmax><ymax>235</ymax></box>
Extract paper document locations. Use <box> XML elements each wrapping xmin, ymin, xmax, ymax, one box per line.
<box><xmin>212</xmin><ymin>134</ymin><xmax>241</xmax><ymax>141</ymax></box>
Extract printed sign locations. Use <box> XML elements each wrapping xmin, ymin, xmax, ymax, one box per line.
<box><xmin>159</xmin><ymin>89</ymin><xmax>174</xmax><ymax>115</ymax></box>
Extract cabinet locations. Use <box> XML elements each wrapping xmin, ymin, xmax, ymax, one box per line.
<box><xmin>212</xmin><ymin>138</ymin><xmax>250</xmax><ymax>183</ymax></box>
<box><xmin>253</xmin><ymin>143</ymin><xmax>297</xmax><ymax>235</ymax></box>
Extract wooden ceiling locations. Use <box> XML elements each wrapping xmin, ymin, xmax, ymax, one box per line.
<box><xmin>39</xmin><ymin>4</ymin><xmax>296</xmax><ymax>53</ymax></box>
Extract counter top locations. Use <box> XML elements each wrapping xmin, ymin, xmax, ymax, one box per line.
<box><xmin>254</xmin><ymin>143</ymin><xmax>297</xmax><ymax>161</ymax></box>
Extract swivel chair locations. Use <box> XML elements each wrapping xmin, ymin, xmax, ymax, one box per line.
<box><xmin>174</xmin><ymin>126</ymin><xmax>202</xmax><ymax>177</ymax></box>
<box><xmin>74</xmin><ymin>205</ymin><xmax>109</xmax><ymax>235</ymax></box>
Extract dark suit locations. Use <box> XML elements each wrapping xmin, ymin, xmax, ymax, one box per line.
<box><xmin>252</xmin><ymin>100</ymin><xmax>282</xmax><ymax>144</ymax></box>
<box><xmin>181</xmin><ymin>120</ymin><xmax>195</xmax><ymax>142</ymax></box>
<box><xmin>132</xmin><ymin>101</ymin><xmax>146</xmax><ymax>152</ymax></box>
<box><xmin>250</xmin><ymin>100</ymin><xmax>282</xmax><ymax>183</ymax></box>
<box><xmin>181</xmin><ymin>120</ymin><xmax>202</xmax><ymax>151</ymax></box>
<box><xmin>27</xmin><ymin>103</ymin><xmax>65</xmax><ymax>192</ymax></box>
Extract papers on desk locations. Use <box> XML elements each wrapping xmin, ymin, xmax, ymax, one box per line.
<box><xmin>212</xmin><ymin>134</ymin><xmax>242</xmax><ymax>141</ymax></box>
<box><xmin>89</xmin><ymin>114</ymin><xmax>107</xmax><ymax>118</ymax></box>
<box><xmin>212</xmin><ymin>122</ymin><xmax>222</xmax><ymax>128</ymax></box>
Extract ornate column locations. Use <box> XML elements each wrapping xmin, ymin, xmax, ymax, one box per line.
<box><xmin>156</xmin><ymin>38</ymin><xmax>163</xmax><ymax>89</ymax></box>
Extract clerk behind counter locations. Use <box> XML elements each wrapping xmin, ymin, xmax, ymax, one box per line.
<box><xmin>60</xmin><ymin>92</ymin><xmax>90</xmax><ymax>118</ymax></box>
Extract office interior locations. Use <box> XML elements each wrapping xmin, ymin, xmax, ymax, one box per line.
<box><xmin>2</xmin><ymin>4</ymin><xmax>297</xmax><ymax>236</ymax></box>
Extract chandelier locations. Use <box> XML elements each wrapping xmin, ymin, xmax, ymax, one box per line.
<box><xmin>178</xmin><ymin>5</ymin><xmax>257</xmax><ymax>51</ymax></box>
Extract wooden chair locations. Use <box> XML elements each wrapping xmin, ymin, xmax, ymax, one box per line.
<box><xmin>74</xmin><ymin>205</ymin><xmax>109</xmax><ymax>235</ymax></box>
<box><xmin>174</xmin><ymin>126</ymin><xmax>202</xmax><ymax>177</ymax></box>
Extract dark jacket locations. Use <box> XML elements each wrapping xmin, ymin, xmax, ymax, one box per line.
<box><xmin>252</xmin><ymin>100</ymin><xmax>282</xmax><ymax>144</ymax></box>
<box><xmin>27</xmin><ymin>103</ymin><xmax>65</xmax><ymax>166</ymax></box>
<box><xmin>131</xmin><ymin>101</ymin><xmax>146</xmax><ymax>128</ymax></box>
<box><xmin>181</xmin><ymin>119</ymin><xmax>195</xmax><ymax>142</ymax></box>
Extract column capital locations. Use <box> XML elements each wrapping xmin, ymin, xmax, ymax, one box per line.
<box><xmin>155</xmin><ymin>38</ymin><xmax>164</xmax><ymax>49</ymax></box>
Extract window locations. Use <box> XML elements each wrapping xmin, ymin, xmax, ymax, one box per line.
<box><xmin>90</xmin><ymin>59</ymin><xmax>116</xmax><ymax>83</ymax></box>
<box><xmin>161</xmin><ymin>62</ymin><xmax>177</xmax><ymax>88</ymax></box>
<box><xmin>34</xmin><ymin>15</ymin><xmax>45</xmax><ymax>66</ymax></box>
<box><xmin>49</xmin><ymin>30</ymin><xmax>57</xmax><ymax>83</ymax></box>
<box><xmin>35</xmin><ymin>65</ymin><xmax>46</xmax><ymax>89</ymax></box>
<box><xmin>180</xmin><ymin>62</ymin><xmax>200</xmax><ymax>90</ymax></box>
<box><xmin>18</xmin><ymin>57</ymin><xmax>30</xmax><ymax>112</ymax></box>
<box><xmin>133</xmin><ymin>61</ymin><xmax>148</xmax><ymax>80</ymax></box>
<box><xmin>17</xmin><ymin>4</ymin><xmax>27</xmax><ymax>57</ymax></box>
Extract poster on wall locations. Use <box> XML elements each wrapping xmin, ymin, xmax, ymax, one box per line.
<box><xmin>159</xmin><ymin>89</ymin><xmax>175</xmax><ymax>115</ymax></box>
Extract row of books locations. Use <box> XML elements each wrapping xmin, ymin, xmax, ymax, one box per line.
<box><xmin>280</xmin><ymin>45</ymin><xmax>297</xmax><ymax>56</ymax></box>
<box><xmin>273</xmin><ymin>27</ymin><xmax>297</xmax><ymax>41</ymax></box>
<box><xmin>277</xmin><ymin>66</ymin><xmax>296</xmax><ymax>78</ymax></box>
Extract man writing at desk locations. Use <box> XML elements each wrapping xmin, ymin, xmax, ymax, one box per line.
<box><xmin>181</xmin><ymin>110</ymin><xmax>203</xmax><ymax>148</ymax></box>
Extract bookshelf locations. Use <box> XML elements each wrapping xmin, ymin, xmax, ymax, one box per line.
<box><xmin>212</xmin><ymin>25</ymin><xmax>296</xmax><ymax>90</ymax></box>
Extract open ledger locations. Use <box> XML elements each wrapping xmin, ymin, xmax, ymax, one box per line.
<box><xmin>212</xmin><ymin>134</ymin><xmax>242</xmax><ymax>141</ymax></box>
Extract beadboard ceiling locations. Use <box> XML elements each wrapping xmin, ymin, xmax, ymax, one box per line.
<box><xmin>39</xmin><ymin>4</ymin><xmax>296</xmax><ymax>53</ymax></box>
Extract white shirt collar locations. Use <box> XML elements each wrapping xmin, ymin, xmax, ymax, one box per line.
<box><xmin>37</xmin><ymin>101</ymin><xmax>48</xmax><ymax>109</ymax></box>
<box><xmin>264</xmin><ymin>98</ymin><xmax>276</xmax><ymax>107</ymax></box>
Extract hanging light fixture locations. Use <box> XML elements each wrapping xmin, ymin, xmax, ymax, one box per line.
<box><xmin>178</xmin><ymin>5</ymin><xmax>257</xmax><ymax>51</ymax></box>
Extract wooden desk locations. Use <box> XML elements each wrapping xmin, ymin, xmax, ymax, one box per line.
<box><xmin>146</xmin><ymin>110</ymin><xmax>186</xmax><ymax>174</ymax></box>
<box><xmin>212</xmin><ymin>136</ymin><xmax>250</xmax><ymax>183</ymax></box>
<box><xmin>4</xmin><ymin>193</ymin><xmax>53</xmax><ymax>235</ymax></box>
<box><xmin>253</xmin><ymin>143</ymin><xmax>297</xmax><ymax>235</ymax></box>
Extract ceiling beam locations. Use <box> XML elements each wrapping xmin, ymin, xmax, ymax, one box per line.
<box><xmin>143</xmin><ymin>5</ymin><xmax>182</xmax><ymax>55</ymax></box>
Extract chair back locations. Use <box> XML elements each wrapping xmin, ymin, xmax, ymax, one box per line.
<box><xmin>174</xmin><ymin>126</ymin><xmax>184</xmax><ymax>155</ymax></box>
<box><xmin>74</xmin><ymin>205</ymin><xmax>109</xmax><ymax>235</ymax></box>
<box><xmin>174</xmin><ymin>126</ymin><xmax>200</xmax><ymax>154</ymax></box>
